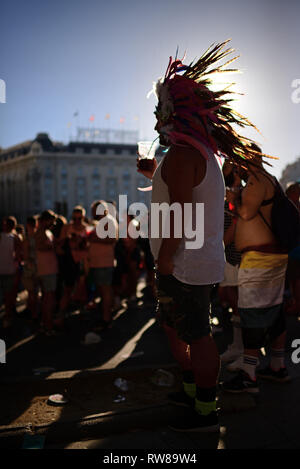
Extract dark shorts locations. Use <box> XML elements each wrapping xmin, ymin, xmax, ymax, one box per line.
<box><xmin>58</xmin><ymin>256</ymin><xmax>81</xmax><ymax>288</ymax></box>
<box><xmin>90</xmin><ymin>267</ymin><xmax>114</xmax><ymax>286</ymax></box>
<box><xmin>156</xmin><ymin>273</ymin><xmax>213</xmax><ymax>344</ymax></box>
<box><xmin>39</xmin><ymin>274</ymin><xmax>57</xmax><ymax>293</ymax></box>
<box><xmin>241</xmin><ymin>304</ymin><xmax>286</xmax><ymax>349</ymax></box>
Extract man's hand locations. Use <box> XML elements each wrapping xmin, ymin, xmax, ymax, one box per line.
<box><xmin>136</xmin><ymin>156</ymin><xmax>157</xmax><ymax>180</ymax></box>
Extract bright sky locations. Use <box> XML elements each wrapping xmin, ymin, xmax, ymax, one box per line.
<box><xmin>0</xmin><ymin>0</ymin><xmax>300</xmax><ymax>179</ymax></box>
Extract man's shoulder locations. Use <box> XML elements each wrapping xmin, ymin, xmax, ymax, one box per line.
<box><xmin>167</xmin><ymin>145</ymin><xmax>206</xmax><ymax>171</ymax></box>
<box><xmin>170</xmin><ymin>144</ymin><xmax>205</xmax><ymax>158</ymax></box>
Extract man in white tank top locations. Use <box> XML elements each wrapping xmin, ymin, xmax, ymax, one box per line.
<box><xmin>139</xmin><ymin>140</ymin><xmax>225</xmax><ymax>434</ymax></box>
<box><xmin>138</xmin><ymin>41</ymin><xmax>275</xmax><ymax>432</ymax></box>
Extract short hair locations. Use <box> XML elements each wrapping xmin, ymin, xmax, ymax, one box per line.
<box><xmin>5</xmin><ymin>216</ymin><xmax>17</xmax><ymax>230</ymax></box>
<box><xmin>286</xmin><ymin>182</ymin><xmax>300</xmax><ymax>196</ymax></box>
<box><xmin>56</xmin><ymin>214</ymin><xmax>67</xmax><ymax>225</ymax></box>
<box><xmin>26</xmin><ymin>215</ymin><xmax>37</xmax><ymax>228</ymax></box>
<box><xmin>16</xmin><ymin>224</ymin><xmax>25</xmax><ymax>235</ymax></box>
<box><xmin>73</xmin><ymin>205</ymin><xmax>86</xmax><ymax>217</ymax></box>
<box><xmin>39</xmin><ymin>210</ymin><xmax>56</xmax><ymax>222</ymax></box>
<box><xmin>91</xmin><ymin>199</ymin><xmax>108</xmax><ymax>215</ymax></box>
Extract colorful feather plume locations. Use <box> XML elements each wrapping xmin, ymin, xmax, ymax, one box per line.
<box><xmin>153</xmin><ymin>39</ymin><xmax>278</xmax><ymax>169</ymax></box>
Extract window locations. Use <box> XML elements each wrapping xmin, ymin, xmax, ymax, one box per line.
<box><xmin>61</xmin><ymin>165</ymin><xmax>67</xmax><ymax>178</ymax></box>
<box><xmin>61</xmin><ymin>165</ymin><xmax>68</xmax><ymax>199</ymax></box>
<box><xmin>77</xmin><ymin>165</ymin><xmax>84</xmax><ymax>176</ymax></box>
<box><xmin>45</xmin><ymin>199</ymin><xmax>52</xmax><ymax>209</ymax></box>
<box><xmin>76</xmin><ymin>176</ymin><xmax>86</xmax><ymax>205</ymax></box>
<box><xmin>106</xmin><ymin>177</ymin><xmax>117</xmax><ymax>200</ymax></box>
<box><xmin>44</xmin><ymin>166</ymin><xmax>53</xmax><ymax>205</ymax></box>
<box><xmin>92</xmin><ymin>168</ymin><xmax>101</xmax><ymax>199</ymax></box>
<box><xmin>123</xmin><ymin>170</ymin><xmax>130</xmax><ymax>181</ymax></box>
<box><xmin>45</xmin><ymin>166</ymin><xmax>52</xmax><ymax>178</ymax></box>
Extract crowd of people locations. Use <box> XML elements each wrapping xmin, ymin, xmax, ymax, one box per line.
<box><xmin>0</xmin><ymin>201</ymin><xmax>155</xmax><ymax>335</ymax></box>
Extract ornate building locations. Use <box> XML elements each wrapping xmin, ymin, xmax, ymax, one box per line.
<box><xmin>0</xmin><ymin>133</ymin><xmax>159</xmax><ymax>223</ymax></box>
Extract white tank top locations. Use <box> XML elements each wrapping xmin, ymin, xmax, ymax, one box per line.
<box><xmin>0</xmin><ymin>232</ymin><xmax>17</xmax><ymax>275</ymax></box>
<box><xmin>150</xmin><ymin>149</ymin><xmax>225</xmax><ymax>285</ymax></box>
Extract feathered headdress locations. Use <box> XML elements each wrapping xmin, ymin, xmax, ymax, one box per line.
<box><xmin>151</xmin><ymin>39</ymin><xmax>277</xmax><ymax>169</ymax></box>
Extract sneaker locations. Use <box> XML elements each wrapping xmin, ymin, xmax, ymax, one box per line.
<box><xmin>227</xmin><ymin>356</ymin><xmax>260</xmax><ymax>373</ymax></box>
<box><xmin>169</xmin><ymin>409</ymin><xmax>220</xmax><ymax>433</ymax></box>
<box><xmin>167</xmin><ymin>390</ymin><xmax>194</xmax><ymax>408</ymax></box>
<box><xmin>226</xmin><ymin>355</ymin><xmax>244</xmax><ymax>372</ymax></box>
<box><xmin>220</xmin><ymin>344</ymin><xmax>243</xmax><ymax>363</ymax></box>
<box><xmin>257</xmin><ymin>366</ymin><xmax>291</xmax><ymax>383</ymax></box>
<box><xmin>221</xmin><ymin>370</ymin><xmax>259</xmax><ymax>394</ymax></box>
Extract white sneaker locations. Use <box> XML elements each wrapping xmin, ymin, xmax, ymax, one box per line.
<box><xmin>226</xmin><ymin>355</ymin><xmax>260</xmax><ymax>373</ymax></box>
<box><xmin>220</xmin><ymin>344</ymin><xmax>243</xmax><ymax>363</ymax></box>
<box><xmin>226</xmin><ymin>355</ymin><xmax>243</xmax><ymax>372</ymax></box>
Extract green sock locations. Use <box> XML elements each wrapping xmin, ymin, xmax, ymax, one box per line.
<box><xmin>183</xmin><ymin>381</ymin><xmax>196</xmax><ymax>399</ymax></box>
<box><xmin>195</xmin><ymin>398</ymin><xmax>216</xmax><ymax>416</ymax></box>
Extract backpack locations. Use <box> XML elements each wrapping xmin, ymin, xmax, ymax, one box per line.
<box><xmin>259</xmin><ymin>178</ymin><xmax>300</xmax><ymax>252</ymax></box>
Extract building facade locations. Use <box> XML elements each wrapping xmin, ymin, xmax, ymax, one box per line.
<box><xmin>0</xmin><ymin>133</ymin><xmax>160</xmax><ymax>223</ymax></box>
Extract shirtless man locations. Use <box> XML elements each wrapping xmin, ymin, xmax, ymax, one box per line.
<box><xmin>0</xmin><ymin>216</ymin><xmax>22</xmax><ymax>329</ymax></box>
<box><xmin>87</xmin><ymin>200</ymin><xmax>118</xmax><ymax>329</ymax></box>
<box><xmin>35</xmin><ymin>210</ymin><xmax>58</xmax><ymax>335</ymax></box>
<box><xmin>57</xmin><ymin>206</ymin><xmax>88</xmax><ymax>322</ymax></box>
<box><xmin>222</xmin><ymin>145</ymin><xmax>290</xmax><ymax>394</ymax></box>
<box><xmin>285</xmin><ymin>183</ymin><xmax>300</xmax><ymax>317</ymax></box>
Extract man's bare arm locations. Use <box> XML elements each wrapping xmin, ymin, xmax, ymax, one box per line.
<box><xmin>237</xmin><ymin>174</ymin><xmax>266</xmax><ymax>221</ymax></box>
<box><xmin>34</xmin><ymin>230</ymin><xmax>53</xmax><ymax>251</ymax></box>
<box><xmin>224</xmin><ymin>221</ymin><xmax>236</xmax><ymax>246</ymax></box>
